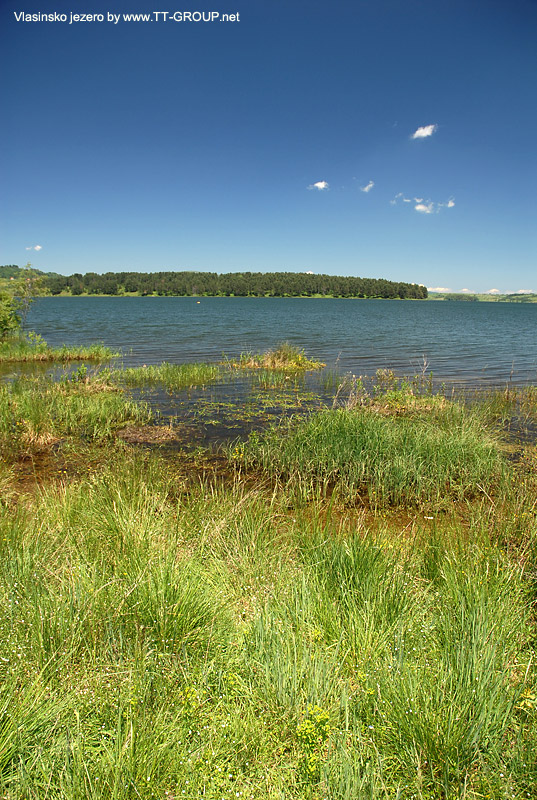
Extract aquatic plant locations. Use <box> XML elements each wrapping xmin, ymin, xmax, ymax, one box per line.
<box><xmin>227</xmin><ymin>341</ymin><xmax>325</xmax><ymax>371</ymax></box>
<box><xmin>112</xmin><ymin>361</ymin><xmax>222</xmax><ymax>389</ymax></box>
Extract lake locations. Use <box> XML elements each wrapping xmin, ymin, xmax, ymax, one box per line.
<box><xmin>26</xmin><ymin>296</ymin><xmax>537</xmax><ymax>387</ymax></box>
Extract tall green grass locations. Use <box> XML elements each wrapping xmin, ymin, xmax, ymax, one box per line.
<box><xmin>112</xmin><ymin>361</ymin><xmax>222</xmax><ymax>389</ymax></box>
<box><xmin>0</xmin><ymin>375</ymin><xmax>152</xmax><ymax>456</ymax></box>
<box><xmin>0</xmin><ymin>367</ymin><xmax>535</xmax><ymax>798</ymax></box>
<box><xmin>0</xmin><ymin>451</ymin><xmax>534</xmax><ymax>798</ymax></box>
<box><xmin>0</xmin><ymin>332</ymin><xmax>116</xmax><ymax>362</ymax></box>
<box><xmin>227</xmin><ymin>342</ymin><xmax>325</xmax><ymax>371</ymax></box>
<box><xmin>236</xmin><ymin>403</ymin><xmax>504</xmax><ymax>507</ymax></box>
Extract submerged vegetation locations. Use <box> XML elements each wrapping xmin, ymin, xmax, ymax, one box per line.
<box><xmin>0</xmin><ymin>353</ymin><xmax>536</xmax><ymax>799</ymax></box>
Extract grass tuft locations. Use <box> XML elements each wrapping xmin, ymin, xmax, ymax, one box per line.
<box><xmin>111</xmin><ymin>361</ymin><xmax>222</xmax><ymax>389</ymax></box>
<box><xmin>228</xmin><ymin>342</ymin><xmax>325</xmax><ymax>371</ymax></box>
<box><xmin>0</xmin><ymin>332</ymin><xmax>116</xmax><ymax>362</ymax></box>
<box><xmin>234</xmin><ymin>402</ymin><xmax>504</xmax><ymax>507</ymax></box>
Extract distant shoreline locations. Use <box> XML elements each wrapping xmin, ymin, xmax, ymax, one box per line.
<box><xmin>38</xmin><ymin>292</ymin><xmax>426</xmax><ymax>300</ymax></box>
<box><xmin>37</xmin><ymin>292</ymin><xmax>537</xmax><ymax>302</ymax></box>
<box><xmin>427</xmin><ymin>292</ymin><xmax>537</xmax><ymax>303</ymax></box>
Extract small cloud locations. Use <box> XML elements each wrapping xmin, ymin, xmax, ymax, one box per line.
<box><xmin>308</xmin><ymin>180</ymin><xmax>329</xmax><ymax>191</ymax></box>
<box><xmin>415</xmin><ymin>202</ymin><xmax>434</xmax><ymax>214</ymax></box>
<box><xmin>393</xmin><ymin>193</ymin><xmax>454</xmax><ymax>214</ymax></box>
<box><xmin>515</xmin><ymin>289</ymin><xmax>534</xmax><ymax>294</ymax></box>
<box><xmin>427</xmin><ymin>287</ymin><xmax>452</xmax><ymax>293</ymax></box>
<box><xmin>390</xmin><ymin>192</ymin><xmax>411</xmax><ymax>205</ymax></box>
<box><xmin>360</xmin><ymin>180</ymin><xmax>375</xmax><ymax>193</ymax></box>
<box><xmin>25</xmin><ymin>244</ymin><xmax>42</xmax><ymax>251</ymax></box>
<box><xmin>460</xmin><ymin>288</ymin><xmax>471</xmax><ymax>293</ymax></box>
<box><xmin>486</xmin><ymin>288</ymin><xmax>501</xmax><ymax>294</ymax></box>
<box><xmin>411</xmin><ymin>124</ymin><xmax>438</xmax><ymax>139</ymax></box>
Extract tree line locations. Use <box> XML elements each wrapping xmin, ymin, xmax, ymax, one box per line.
<box><xmin>40</xmin><ymin>270</ymin><xmax>427</xmax><ymax>299</ymax></box>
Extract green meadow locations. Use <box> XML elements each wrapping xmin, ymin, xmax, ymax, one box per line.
<box><xmin>0</xmin><ymin>348</ymin><xmax>536</xmax><ymax>799</ymax></box>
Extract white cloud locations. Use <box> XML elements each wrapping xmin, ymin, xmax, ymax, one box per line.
<box><xmin>390</xmin><ymin>192</ymin><xmax>412</xmax><ymax>205</ymax></box>
<box><xmin>486</xmin><ymin>288</ymin><xmax>501</xmax><ymax>294</ymax></box>
<box><xmin>427</xmin><ymin>287</ymin><xmax>452</xmax><ymax>293</ymax></box>
<box><xmin>360</xmin><ymin>180</ymin><xmax>374</xmax><ymax>193</ymax></box>
<box><xmin>26</xmin><ymin>244</ymin><xmax>42</xmax><ymax>251</ymax></box>
<box><xmin>308</xmin><ymin>180</ymin><xmax>329</xmax><ymax>191</ymax></box>
<box><xmin>515</xmin><ymin>289</ymin><xmax>534</xmax><ymax>294</ymax></box>
<box><xmin>411</xmin><ymin>124</ymin><xmax>438</xmax><ymax>139</ymax></box>
<box><xmin>415</xmin><ymin>202</ymin><xmax>434</xmax><ymax>214</ymax></box>
<box><xmin>460</xmin><ymin>288</ymin><xmax>471</xmax><ymax>293</ymax></box>
<box><xmin>392</xmin><ymin>193</ymin><xmax>455</xmax><ymax>214</ymax></box>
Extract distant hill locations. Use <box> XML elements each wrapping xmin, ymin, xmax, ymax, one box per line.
<box><xmin>428</xmin><ymin>291</ymin><xmax>537</xmax><ymax>303</ymax></box>
<box><xmin>1</xmin><ymin>267</ymin><xmax>428</xmax><ymax>299</ymax></box>
<box><xmin>0</xmin><ymin>264</ymin><xmax>49</xmax><ymax>279</ymax></box>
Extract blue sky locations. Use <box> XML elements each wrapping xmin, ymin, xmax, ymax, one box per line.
<box><xmin>1</xmin><ymin>0</ymin><xmax>536</xmax><ymax>292</ymax></box>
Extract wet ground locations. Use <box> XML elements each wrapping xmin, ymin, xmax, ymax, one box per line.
<box><xmin>4</xmin><ymin>364</ymin><xmax>537</xmax><ymax>496</ymax></box>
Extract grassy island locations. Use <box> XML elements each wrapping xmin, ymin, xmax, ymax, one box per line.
<box><xmin>0</xmin><ymin>352</ymin><xmax>536</xmax><ymax>799</ymax></box>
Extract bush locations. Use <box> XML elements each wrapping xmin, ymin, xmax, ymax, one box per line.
<box><xmin>0</xmin><ymin>291</ymin><xmax>19</xmax><ymax>339</ymax></box>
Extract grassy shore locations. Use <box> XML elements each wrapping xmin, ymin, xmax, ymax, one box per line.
<box><xmin>0</xmin><ymin>333</ymin><xmax>117</xmax><ymax>363</ymax></box>
<box><xmin>0</xmin><ymin>366</ymin><xmax>536</xmax><ymax>799</ymax></box>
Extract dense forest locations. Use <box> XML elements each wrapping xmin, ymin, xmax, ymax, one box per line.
<box><xmin>2</xmin><ymin>267</ymin><xmax>426</xmax><ymax>299</ymax></box>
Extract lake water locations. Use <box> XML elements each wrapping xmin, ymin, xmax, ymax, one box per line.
<box><xmin>26</xmin><ymin>296</ymin><xmax>537</xmax><ymax>387</ymax></box>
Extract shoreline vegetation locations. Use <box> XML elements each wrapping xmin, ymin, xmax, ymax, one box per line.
<box><xmin>0</xmin><ymin>339</ymin><xmax>536</xmax><ymax>798</ymax></box>
<box><xmin>0</xmin><ymin>332</ymin><xmax>117</xmax><ymax>363</ymax></box>
<box><xmin>3</xmin><ymin>266</ymin><xmax>535</xmax><ymax>302</ymax></box>
<box><xmin>1</xmin><ymin>265</ymin><xmax>427</xmax><ymax>300</ymax></box>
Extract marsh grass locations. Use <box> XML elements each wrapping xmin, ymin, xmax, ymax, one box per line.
<box><xmin>0</xmin><ymin>332</ymin><xmax>116</xmax><ymax>362</ymax></box>
<box><xmin>1</xmin><ymin>460</ymin><xmax>534</xmax><ymax>799</ymax></box>
<box><xmin>112</xmin><ymin>361</ymin><xmax>222</xmax><ymax>390</ymax></box>
<box><xmin>0</xmin><ymin>368</ymin><xmax>536</xmax><ymax>798</ymax></box>
<box><xmin>228</xmin><ymin>342</ymin><xmax>325</xmax><ymax>371</ymax></box>
<box><xmin>236</xmin><ymin>403</ymin><xmax>503</xmax><ymax>507</ymax></box>
<box><xmin>0</xmin><ymin>375</ymin><xmax>152</xmax><ymax>457</ymax></box>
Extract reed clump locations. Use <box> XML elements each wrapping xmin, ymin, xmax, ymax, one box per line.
<box><xmin>229</xmin><ymin>342</ymin><xmax>325</xmax><ymax>371</ymax></box>
<box><xmin>112</xmin><ymin>361</ymin><xmax>222</xmax><ymax>389</ymax></box>
<box><xmin>235</xmin><ymin>402</ymin><xmax>503</xmax><ymax>507</ymax></box>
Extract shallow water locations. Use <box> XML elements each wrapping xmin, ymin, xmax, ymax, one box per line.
<box><xmin>27</xmin><ymin>296</ymin><xmax>537</xmax><ymax>387</ymax></box>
